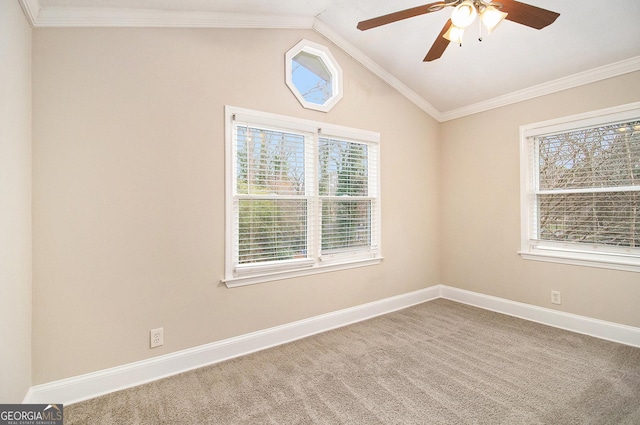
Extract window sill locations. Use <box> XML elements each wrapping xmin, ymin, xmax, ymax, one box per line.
<box><xmin>519</xmin><ymin>249</ymin><xmax>640</xmax><ymax>273</ymax></box>
<box><xmin>222</xmin><ymin>256</ymin><xmax>383</xmax><ymax>288</ymax></box>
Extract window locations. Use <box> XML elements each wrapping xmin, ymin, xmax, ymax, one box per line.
<box><xmin>285</xmin><ymin>40</ymin><xmax>343</xmax><ymax>112</ymax></box>
<box><xmin>520</xmin><ymin>102</ymin><xmax>640</xmax><ymax>272</ymax></box>
<box><xmin>224</xmin><ymin>106</ymin><xmax>381</xmax><ymax>287</ymax></box>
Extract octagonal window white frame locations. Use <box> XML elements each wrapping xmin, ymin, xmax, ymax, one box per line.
<box><xmin>285</xmin><ymin>39</ymin><xmax>343</xmax><ymax>113</ymax></box>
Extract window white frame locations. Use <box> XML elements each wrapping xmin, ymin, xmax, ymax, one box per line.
<box><xmin>519</xmin><ymin>101</ymin><xmax>640</xmax><ymax>273</ymax></box>
<box><xmin>285</xmin><ymin>39</ymin><xmax>343</xmax><ymax>113</ymax></box>
<box><xmin>224</xmin><ymin>106</ymin><xmax>381</xmax><ymax>287</ymax></box>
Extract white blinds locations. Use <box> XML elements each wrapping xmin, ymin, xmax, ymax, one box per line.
<box><xmin>233</xmin><ymin>123</ymin><xmax>313</xmax><ymax>266</ymax></box>
<box><xmin>319</xmin><ymin>137</ymin><xmax>378</xmax><ymax>253</ymax></box>
<box><xmin>236</xmin><ymin>126</ymin><xmax>307</xmax><ymax>196</ymax></box>
<box><xmin>534</xmin><ymin>120</ymin><xmax>640</xmax><ymax>248</ymax></box>
<box><xmin>230</xmin><ymin>112</ymin><xmax>380</xmax><ymax>276</ymax></box>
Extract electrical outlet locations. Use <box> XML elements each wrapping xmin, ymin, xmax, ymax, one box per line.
<box><xmin>150</xmin><ymin>328</ymin><xmax>163</xmax><ymax>348</ymax></box>
<box><xmin>551</xmin><ymin>290</ymin><xmax>561</xmax><ymax>305</ymax></box>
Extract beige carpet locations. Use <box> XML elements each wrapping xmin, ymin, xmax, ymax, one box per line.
<box><xmin>65</xmin><ymin>299</ymin><xmax>640</xmax><ymax>424</ymax></box>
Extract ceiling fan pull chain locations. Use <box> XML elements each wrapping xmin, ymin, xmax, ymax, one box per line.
<box><xmin>478</xmin><ymin>14</ymin><xmax>483</xmax><ymax>42</ymax></box>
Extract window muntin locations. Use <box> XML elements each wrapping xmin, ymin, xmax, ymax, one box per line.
<box><xmin>520</xmin><ymin>102</ymin><xmax>640</xmax><ymax>272</ymax></box>
<box><xmin>226</xmin><ymin>106</ymin><xmax>381</xmax><ymax>286</ymax></box>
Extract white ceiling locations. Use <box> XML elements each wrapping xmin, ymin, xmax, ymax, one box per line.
<box><xmin>23</xmin><ymin>0</ymin><xmax>640</xmax><ymax>120</ymax></box>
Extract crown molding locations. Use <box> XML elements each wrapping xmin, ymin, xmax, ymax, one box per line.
<box><xmin>439</xmin><ymin>55</ymin><xmax>640</xmax><ymax>121</ymax></box>
<box><xmin>36</xmin><ymin>8</ymin><xmax>314</xmax><ymax>29</ymax></box>
<box><xmin>19</xmin><ymin>0</ymin><xmax>314</xmax><ymax>28</ymax></box>
<box><xmin>18</xmin><ymin>0</ymin><xmax>40</xmax><ymax>25</ymax></box>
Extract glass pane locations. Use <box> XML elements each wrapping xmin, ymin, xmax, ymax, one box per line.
<box><xmin>236</xmin><ymin>126</ymin><xmax>305</xmax><ymax>196</ymax></box>
<box><xmin>538</xmin><ymin>192</ymin><xmax>640</xmax><ymax>247</ymax></box>
<box><xmin>538</xmin><ymin>121</ymin><xmax>640</xmax><ymax>190</ymax></box>
<box><xmin>322</xmin><ymin>200</ymin><xmax>371</xmax><ymax>251</ymax></box>
<box><xmin>319</xmin><ymin>138</ymin><xmax>368</xmax><ymax>197</ymax></box>
<box><xmin>291</xmin><ymin>51</ymin><xmax>332</xmax><ymax>105</ymax></box>
<box><xmin>238</xmin><ymin>199</ymin><xmax>307</xmax><ymax>264</ymax></box>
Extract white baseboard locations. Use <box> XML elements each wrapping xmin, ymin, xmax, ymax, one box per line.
<box><xmin>439</xmin><ymin>285</ymin><xmax>640</xmax><ymax>348</ymax></box>
<box><xmin>24</xmin><ymin>284</ymin><xmax>640</xmax><ymax>405</ymax></box>
<box><xmin>24</xmin><ymin>286</ymin><xmax>440</xmax><ymax>405</ymax></box>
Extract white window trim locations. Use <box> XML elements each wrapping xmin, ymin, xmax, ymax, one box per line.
<box><xmin>519</xmin><ymin>101</ymin><xmax>640</xmax><ymax>273</ymax></box>
<box><xmin>223</xmin><ymin>105</ymin><xmax>382</xmax><ymax>288</ymax></box>
<box><xmin>285</xmin><ymin>39</ymin><xmax>343</xmax><ymax>113</ymax></box>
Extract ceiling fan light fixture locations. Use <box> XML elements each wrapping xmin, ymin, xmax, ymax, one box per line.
<box><xmin>443</xmin><ymin>25</ymin><xmax>465</xmax><ymax>45</ymax></box>
<box><xmin>480</xmin><ymin>6</ymin><xmax>507</xmax><ymax>33</ymax></box>
<box><xmin>451</xmin><ymin>1</ymin><xmax>477</xmax><ymax>28</ymax></box>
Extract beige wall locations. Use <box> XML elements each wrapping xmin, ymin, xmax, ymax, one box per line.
<box><xmin>29</xmin><ymin>24</ymin><xmax>640</xmax><ymax>390</ymax></box>
<box><xmin>0</xmin><ymin>0</ymin><xmax>32</xmax><ymax>403</ymax></box>
<box><xmin>32</xmin><ymin>28</ymin><xmax>441</xmax><ymax>384</ymax></box>
<box><xmin>440</xmin><ymin>71</ymin><xmax>640</xmax><ymax>328</ymax></box>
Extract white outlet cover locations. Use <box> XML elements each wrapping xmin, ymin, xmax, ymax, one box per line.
<box><xmin>150</xmin><ymin>328</ymin><xmax>163</xmax><ymax>348</ymax></box>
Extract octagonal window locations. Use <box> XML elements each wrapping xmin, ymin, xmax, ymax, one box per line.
<box><xmin>285</xmin><ymin>40</ymin><xmax>343</xmax><ymax>112</ymax></box>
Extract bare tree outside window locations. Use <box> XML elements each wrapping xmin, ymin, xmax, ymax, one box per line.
<box><xmin>536</xmin><ymin>121</ymin><xmax>640</xmax><ymax>248</ymax></box>
<box><xmin>291</xmin><ymin>62</ymin><xmax>331</xmax><ymax>105</ymax></box>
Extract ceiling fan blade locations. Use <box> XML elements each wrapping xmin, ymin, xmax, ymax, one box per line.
<box><xmin>357</xmin><ymin>2</ymin><xmax>446</xmax><ymax>31</ymax></box>
<box><xmin>499</xmin><ymin>0</ymin><xmax>560</xmax><ymax>29</ymax></box>
<box><xmin>424</xmin><ymin>19</ymin><xmax>452</xmax><ymax>62</ymax></box>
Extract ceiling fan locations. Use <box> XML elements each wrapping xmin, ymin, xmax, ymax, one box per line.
<box><xmin>357</xmin><ymin>0</ymin><xmax>560</xmax><ymax>62</ymax></box>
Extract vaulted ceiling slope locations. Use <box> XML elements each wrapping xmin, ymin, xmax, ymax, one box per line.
<box><xmin>20</xmin><ymin>0</ymin><xmax>640</xmax><ymax>121</ymax></box>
